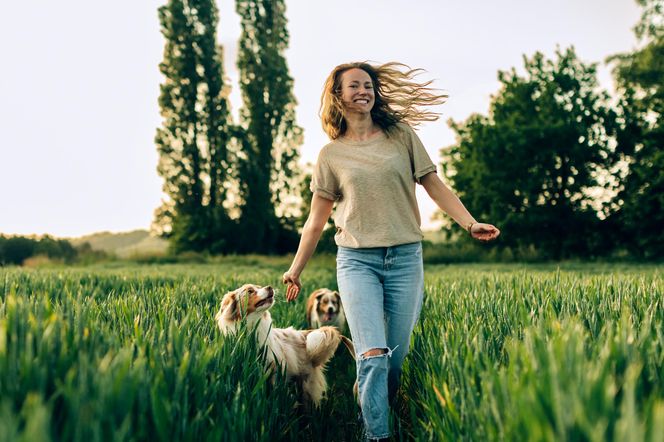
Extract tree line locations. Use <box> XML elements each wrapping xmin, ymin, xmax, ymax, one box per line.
<box><xmin>0</xmin><ymin>235</ymin><xmax>103</xmax><ymax>266</ymax></box>
<box><xmin>155</xmin><ymin>0</ymin><xmax>662</xmax><ymax>260</ymax></box>
<box><xmin>443</xmin><ymin>0</ymin><xmax>662</xmax><ymax>260</ymax></box>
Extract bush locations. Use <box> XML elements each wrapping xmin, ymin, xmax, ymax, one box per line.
<box><xmin>422</xmin><ymin>241</ymin><xmax>551</xmax><ymax>264</ymax></box>
<box><xmin>22</xmin><ymin>254</ymin><xmax>62</xmax><ymax>268</ymax></box>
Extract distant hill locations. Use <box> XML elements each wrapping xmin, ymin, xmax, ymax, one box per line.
<box><xmin>69</xmin><ymin>230</ymin><xmax>169</xmax><ymax>258</ymax></box>
<box><xmin>66</xmin><ymin>228</ymin><xmax>445</xmax><ymax>258</ymax></box>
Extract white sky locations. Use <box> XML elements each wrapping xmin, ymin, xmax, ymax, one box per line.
<box><xmin>0</xmin><ymin>0</ymin><xmax>642</xmax><ymax>238</ymax></box>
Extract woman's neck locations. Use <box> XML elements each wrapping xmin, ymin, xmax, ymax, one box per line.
<box><xmin>342</xmin><ymin>113</ymin><xmax>381</xmax><ymax>141</ymax></box>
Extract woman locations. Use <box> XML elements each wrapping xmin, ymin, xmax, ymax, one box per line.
<box><xmin>282</xmin><ymin>61</ymin><xmax>500</xmax><ymax>440</ymax></box>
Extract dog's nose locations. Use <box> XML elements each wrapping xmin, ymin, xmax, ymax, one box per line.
<box><xmin>327</xmin><ymin>307</ymin><xmax>334</xmax><ymax>313</ymax></box>
<box><xmin>266</xmin><ymin>286</ymin><xmax>274</xmax><ymax>296</ymax></box>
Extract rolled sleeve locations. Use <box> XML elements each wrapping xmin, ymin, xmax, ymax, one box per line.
<box><xmin>310</xmin><ymin>185</ymin><xmax>339</xmax><ymax>201</ymax></box>
<box><xmin>310</xmin><ymin>151</ymin><xmax>341</xmax><ymax>201</ymax></box>
<box><xmin>414</xmin><ymin>164</ymin><xmax>437</xmax><ymax>184</ymax></box>
<box><xmin>404</xmin><ymin>124</ymin><xmax>437</xmax><ymax>184</ymax></box>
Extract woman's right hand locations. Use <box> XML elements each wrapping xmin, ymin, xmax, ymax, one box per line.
<box><xmin>282</xmin><ymin>271</ymin><xmax>302</xmax><ymax>302</ymax></box>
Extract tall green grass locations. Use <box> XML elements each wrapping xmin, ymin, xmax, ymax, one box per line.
<box><xmin>0</xmin><ymin>264</ymin><xmax>358</xmax><ymax>442</ymax></box>
<box><xmin>1</xmin><ymin>262</ymin><xmax>662</xmax><ymax>441</ymax></box>
<box><xmin>403</xmin><ymin>267</ymin><xmax>664</xmax><ymax>441</ymax></box>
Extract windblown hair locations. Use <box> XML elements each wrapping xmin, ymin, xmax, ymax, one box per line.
<box><xmin>319</xmin><ymin>61</ymin><xmax>448</xmax><ymax>140</ymax></box>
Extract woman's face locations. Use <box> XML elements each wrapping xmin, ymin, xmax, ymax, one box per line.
<box><xmin>339</xmin><ymin>68</ymin><xmax>375</xmax><ymax>114</ymax></box>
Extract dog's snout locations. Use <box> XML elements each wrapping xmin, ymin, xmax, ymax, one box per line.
<box><xmin>266</xmin><ymin>286</ymin><xmax>274</xmax><ymax>296</ymax></box>
<box><xmin>327</xmin><ymin>307</ymin><xmax>334</xmax><ymax>314</ymax></box>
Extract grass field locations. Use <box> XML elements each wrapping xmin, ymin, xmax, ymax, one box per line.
<box><xmin>1</xmin><ymin>258</ymin><xmax>662</xmax><ymax>441</ymax></box>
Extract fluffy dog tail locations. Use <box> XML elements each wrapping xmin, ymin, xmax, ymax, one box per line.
<box><xmin>305</xmin><ymin>326</ymin><xmax>341</xmax><ymax>367</ymax></box>
<box><xmin>340</xmin><ymin>335</ymin><xmax>356</xmax><ymax>360</ymax></box>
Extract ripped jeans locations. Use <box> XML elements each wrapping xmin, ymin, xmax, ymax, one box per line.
<box><xmin>336</xmin><ymin>242</ymin><xmax>424</xmax><ymax>440</ymax></box>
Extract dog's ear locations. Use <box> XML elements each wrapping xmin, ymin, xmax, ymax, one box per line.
<box><xmin>220</xmin><ymin>291</ymin><xmax>241</xmax><ymax>321</ymax></box>
<box><xmin>333</xmin><ymin>291</ymin><xmax>339</xmax><ymax>298</ymax></box>
<box><xmin>335</xmin><ymin>291</ymin><xmax>344</xmax><ymax>313</ymax></box>
<box><xmin>305</xmin><ymin>300</ymin><xmax>313</xmax><ymax>323</ymax></box>
<box><xmin>315</xmin><ymin>289</ymin><xmax>326</xmax><ymax>301</ymax></box>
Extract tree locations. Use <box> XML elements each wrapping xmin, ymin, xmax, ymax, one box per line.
<box><xmin>155</xmin><ymin>0</ymin><xmax>234</xmax><ymax>253</ymax></box>
<box><xmin>235</xmin><ymin>0</ymin><xmax>304</xmax><ymax>254</ymax></box>
<box><xmin>608</xmin><ymin>0</ymin><xmax>664</xmax><ymax>259</ymax></box>
<box><xmin>443</xmin><ymin>48</ymin><xmax>619</xmax><ymax>259</ymax></box>
<box><xmin>0</xmin><ymin>236</ymin><xmax>35</xmax><ymax>265</ymax></box>
<box><xmin>35</xmin><ymin>235</ymin><xmax>77</xmax><ymax>263</ymax></box>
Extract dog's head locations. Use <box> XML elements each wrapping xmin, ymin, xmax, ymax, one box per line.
<box><xmin>216</xmin><ymin>284</ymin><xmax>275</xmax><ymax>333</ymax></box>
<box><xmin>309</xmin><ymin>288</ymin><xmax>342</xmax><ymax>324</ymax></box>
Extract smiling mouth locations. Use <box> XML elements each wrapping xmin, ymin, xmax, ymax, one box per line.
<box><xmin>322</xmin><ymin>312</ymin><xmax>337</xmax><ymax>322</ymax></box>
<box><xmin>255</xmin><ymin>294</ymin><xmax>274</xmax><ymax>308</ymax></box>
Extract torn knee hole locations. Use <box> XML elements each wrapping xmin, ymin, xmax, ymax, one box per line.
<box><xmin>360</xmin><ymin>348</ymin><xmax>389</xmax><ymax>360</ymax></box>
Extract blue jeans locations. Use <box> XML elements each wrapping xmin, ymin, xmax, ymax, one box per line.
<box><xmin>336</xmin><ymin>241</ymin><xmax>424</xmax><ymax>440</ymax></box>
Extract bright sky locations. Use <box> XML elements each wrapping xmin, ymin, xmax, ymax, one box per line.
<box><xmin>0</xmin><ymin>0</ymin><xmax>642</xmax><ymax>238</ymax></box>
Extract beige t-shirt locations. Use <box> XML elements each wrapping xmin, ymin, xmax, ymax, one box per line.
<box><xmin>310</xmin><ymin>123</ymin><xmax>437</xmax><ymax>248</ymax></box>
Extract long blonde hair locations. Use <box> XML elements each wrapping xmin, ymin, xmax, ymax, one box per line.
<box><xmin>319</xmin><ymin>61</ymin><xmax>448</xmax><ymax>139</ymax></box>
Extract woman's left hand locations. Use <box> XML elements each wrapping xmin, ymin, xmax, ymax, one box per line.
<box><xmin>470</xmin><ymin>223</ymin><xmax>500</xmax><ymax>242</ymax></box>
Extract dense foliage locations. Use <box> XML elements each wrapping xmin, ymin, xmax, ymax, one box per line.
<box><xmin>235</xmin><ymin>0</ymin><xmax>304</xmax><ymax>254</ymax></box>
<box><xmin>155</xmin><ymin>0</ymin><xmax>302</xmax><ymax>255</ymax></box>
<box><xmin>0</xmin><ymin>235</ymin><xmax>81</xmax><ymax>266</ymax></box>
<box><xmin>154</xmin><ymin>0</ymin><xmax>234</xmax><ymax>255</ymax></box>
<box><xmin>442</xmin><ymin>1</ymin><xmax>662</xmax><ymax>261</ymax></box>
<box><xmin>607</xmin><ymin>0</ymin><xmax>664</xmax><ymax>259</ymax></box>
<box><xmin>443</xmin><ymin>47</ymin><xmax>619</xmax><ymax>260</ymax></box>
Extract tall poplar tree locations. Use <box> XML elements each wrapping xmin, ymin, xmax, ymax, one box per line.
<box><xmin>155</xmin><ymin>0</ymin><xmax>234</xmax><ymax>253</ymax></box>
<box><xmin>235</xmin><ymin>0</ymin><xmax>303</xmax><ymax>254</ymax></box>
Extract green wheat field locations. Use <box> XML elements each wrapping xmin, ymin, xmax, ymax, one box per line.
<box><xmin>1</xmin><ymin>258</ymin><xmax>662</xmax><ymax>441</ymax></box>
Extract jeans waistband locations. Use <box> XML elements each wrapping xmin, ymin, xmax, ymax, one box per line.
<box><xmin>337</xmin><ymin>241</ymin><xmax>421</xmax><ymax>254</ymax></box>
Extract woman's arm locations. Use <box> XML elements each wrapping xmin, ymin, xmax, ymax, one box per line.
<box><xmin>283</xmin><ymin>193</ymin><xmax>335</xmax><ymax>301</ymax></box>
<box><xmin>420</xmin><ymin>171</ymin><xmax>500</xmax><ymax>241</ymax></box>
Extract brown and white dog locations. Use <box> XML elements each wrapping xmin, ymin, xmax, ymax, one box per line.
<box><xmin>215</xmin><ymin>284</ymin><xmax>354</xmax><ymax>407</ymax></box>
<box><xmin>306</xmin><ymin>288</ymin><xmax>346</xmax><ymax>331</ymax></box>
